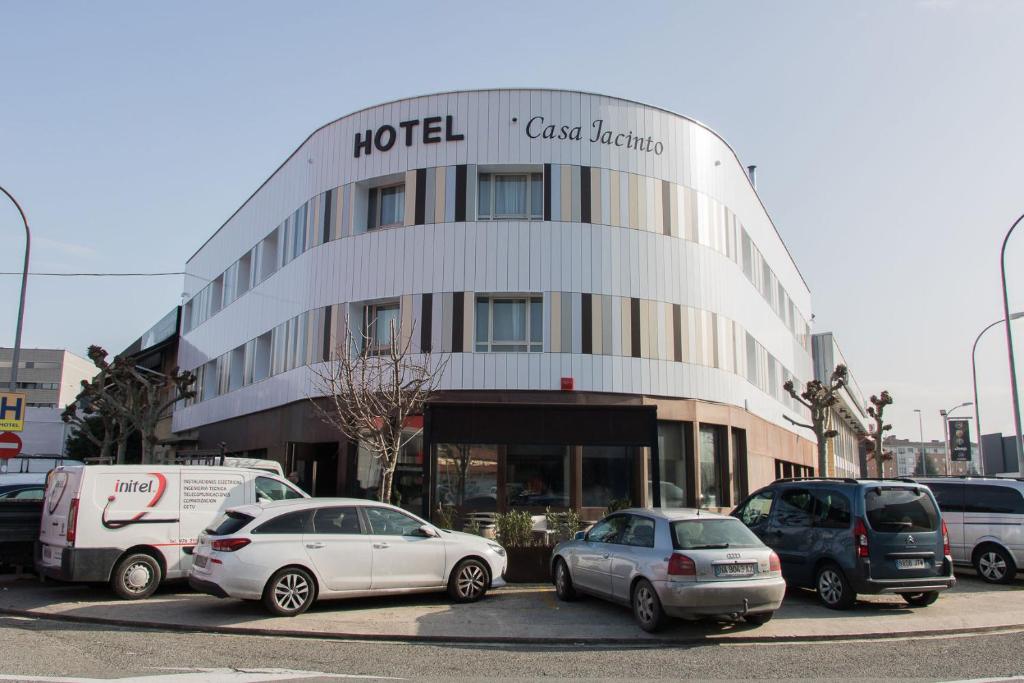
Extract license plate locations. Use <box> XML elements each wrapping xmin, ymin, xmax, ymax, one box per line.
<box><xmin>715</xmin><ymin>563</ymin><xmax>756</xmax><ymax>577</ymax></box>
<box><xmin>194</xmin><ymin>554</ymin><xmax>208</xmax><ymax>568</ymax></box>
<box><xmin>896</xmin><ymin>558</ymin><xmax>926</xmax><ymax>570</ymax></box>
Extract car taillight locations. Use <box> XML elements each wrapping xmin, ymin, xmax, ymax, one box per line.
<box><xmin>211</xmin><ymin>538</ymin><xmax>251</xmax><ymax>552</ymax></box>
<box><xmin>942</xmin><ymin>520</ymin><xmax>951</xmax><ymax>556</ymax></box>
<box><xmin>668</xmin><ymin>553</ymin><xmax>696</xmax><ymax>576</ymax></box>
<box><xmin>769</xmin><ymin>550</ymin><xmax>781</xmax><ymax>573</ymax></box>
<box><xmin>854</xmin><ymin>517</ymin><xmax>869</xmax><ymax>558</ymax></box>
<box><xmin>66</xmin><ymin>498</ymin><xmax>79</xmax><ymax>545</ymax></box>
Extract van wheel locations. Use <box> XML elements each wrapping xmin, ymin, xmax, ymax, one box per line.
<box><xmin>111</xmin><ymin>553</ymin><xmax>161</xmax><ymax>600</ymax></box>
<box><xmin>263</xmin><ymin>567</ymin><xmax>315</xmax><ymax>616</ymax></box>
<box><xmin>632</xmin><ymin>579</ymin><xmax>667</xmax><ymax>633</ymax></box>
<box><xmin>816</xmin><ymin>564</ymin><xmax>856</xmax><ymax>610</ymax></box>
<box><xmin>554</xmin><ymin>559</ymin><xmax>578</xmax><ymax>601</ymax></box>
<box><xmin>975</xmin><ymin>546</ymin><xmax>1016</xmax><ymax>584</ymax></box>
<box><xmin>901</xmin><ymin>591</ymin><xmax>939</xmax><ymax>607</ymax></box>
<box><xmin>448</xmin><ymin>559</ymin><xmax>489</xmax><ymax>603</ymax></box>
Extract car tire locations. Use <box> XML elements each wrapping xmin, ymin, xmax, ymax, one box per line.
<box><xmin>900</xmin><ymin>591</ymin><xmax>939</xmax><ymax>607</ymax></box>
<box><xmin>815</xmin><ymin>563</ymin><xmax>856</xmax><ymax>610</ymax></box>
<box><xmin>632</xmin><ymin>578</ymin><xmax>667</xmax><ymax>633</ymax></box>
<box><xmin>448</xmin><ymin>558</ymin><xmax>489</xmax><ymax>603</ymax></box>
<box><xmin>974</xmin><ymin>545</ymin><xmax>1016</xmax><ymax>584</ymax></box>
<box><xmin>745</xmin><ymin>611</ymin><xmax>774</xmax><ymax>625</ymax></box>
<box><xmin>110</xmin><ymin>552</ymin><xmax>162</xmax><ymax>600</ymax></box>
<box><xmin>262</xmin><ymin>567</ymin><xmax>316</xmax><ymax>616</ymax></box>
<box><xmin>553</xmin><ymin>558</ymin><xmax>578</xmax><ymax>601</ymax></box>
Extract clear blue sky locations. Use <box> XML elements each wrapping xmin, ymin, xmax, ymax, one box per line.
<box><xmin>2</xmin><ymin>0</ymin><xmax>1022</xmax><ymax>444</ymax></box>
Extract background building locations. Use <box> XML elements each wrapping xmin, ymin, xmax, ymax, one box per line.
<box><xmin>172</xmin><ymin>89</ymin><xmax>817</xmax><ymax>518</ymax></box>
<box><xmin>0</xmin><ymin>347</ymin><xmax>94</xmax><ymax>456</ymax></box>
<box><xmin>887</xmin><ymin>437</ymin><xmax>979</xmax><ymax>476</ymax></box>
<box><xmin>811</xmin><ymin>332</ymin><xmax>868</xmax><ymax>477</ymax></box>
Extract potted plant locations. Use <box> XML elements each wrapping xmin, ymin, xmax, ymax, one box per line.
<box><xmin>494</xmin><ymin>510</ymin><xmax>551</xmax><ymax>582</ymax></box>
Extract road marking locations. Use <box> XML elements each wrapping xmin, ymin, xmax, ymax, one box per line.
<box><xmin>0</xmin><ymin>669</ymin><xmax>405</xmax><ymax>682</ymax></box>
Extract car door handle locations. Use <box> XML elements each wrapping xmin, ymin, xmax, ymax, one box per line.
<box><xmin>602</xmin><ymin>553</ymin><xmax>610</xmax><ymax>559</ymax></box>
<box><xmin>305</xmin><ymin>542</ymin><xmax>325</xmax><ymax>549</ymax></box>
<box><xmin>373</xmin><ymin>542</ymin><xmax>390</xmax><ymax>549</ymax></box>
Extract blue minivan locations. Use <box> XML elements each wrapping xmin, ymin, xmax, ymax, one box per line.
<box><xmin>732</xmin><ymin>478</ymin><xmax>956</xmax><ymax>609</ymax></box>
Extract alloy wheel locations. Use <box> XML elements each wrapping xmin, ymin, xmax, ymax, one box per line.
<box><xmin>556</xmin><ymin>563</ymin><xmax>567</xmax><ymax>593</ymax></box>
<box><xmin>818</xmin><ymin>569</ymin><xmax>843</xmax><ymax>605</ymax></box>
<box><xmin>635</xmin><ymin>583</ymin><xmax>656</xmax><ymax>624</ymax></box>
<box><xmin>122</xmin><ymin>562</ymin><xmax>153</xmax><ymax>594</ymax></box>
<box><xmin>274</xmin><ymin>572</ymin><xmax>310</xmax><ymax>612</ymax></box>
<box><xmin>457</xmin><ymin>563</ymin><xmax>486</xmax><ymax>600</ymax></box>
<box><xmin>979</xmin><ymin>552</ymin><xmax>1007</xmax><ymax>581</ymax></box>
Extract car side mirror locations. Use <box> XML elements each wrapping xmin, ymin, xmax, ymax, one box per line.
<box><xmin>574</xmin><ymin>531</ymin><xmax>586</xmax><ymax>541</ymax></box>
<box><xmin>417</xmin><ymin>524</ymin><xmax>440</xmax><ymax>538</ymax></box>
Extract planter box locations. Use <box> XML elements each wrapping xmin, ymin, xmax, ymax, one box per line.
<box><xmin>504</xmin><ymin>545</ymin><xmax>553</xmax><ymax>583</ymax></box>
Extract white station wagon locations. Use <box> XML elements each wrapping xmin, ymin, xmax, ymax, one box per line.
<box><xmin>189</xmin><ymin>498</ymin><xmax>507</xmax><ymax>616</ymax></box>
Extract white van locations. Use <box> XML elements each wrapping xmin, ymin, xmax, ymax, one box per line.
<box><xmin>37</xmin><ymin>464</ymin><xmax>307</xmax><ymax>599</ymax></box>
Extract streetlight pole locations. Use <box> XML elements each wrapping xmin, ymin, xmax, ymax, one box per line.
<box><xmin>0</xmin><ymin>185</ymin><xmax>31</xmax><ymax>391</ymax></box>
<box><xmin>941</xmin><ymin>402</ymin><xmax>973</xmax><ymax>476</ymax></box>
<box><xmin>914</xmin><ymin>409</ymin><xmax>926</xmax><ymax>476</ymax></box>
<box><xmin>972</xmin><ymin>312</ymin><xmax>1024</xmax><ymax>474</ymax></box>
<box><xmin>1000</xmin><ymin>212</ymin><xmax>1024</xmax><ymax>470</ymax></box>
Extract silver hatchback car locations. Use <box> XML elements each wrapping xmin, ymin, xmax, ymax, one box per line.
<box><xmin>551</xmin><ymin>508</ymin><xmax>786</xmax><ymax>632</ymax></box>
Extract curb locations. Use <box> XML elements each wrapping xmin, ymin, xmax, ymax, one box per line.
<box><xmin>3</xmin><ymin>605</ymin><xmax>1024</xmax><ymax>646</ymax></box>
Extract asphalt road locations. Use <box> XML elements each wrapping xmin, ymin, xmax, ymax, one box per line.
<box><xmin>1</xmin><ymin>614</ymin><xmax>1023</xmax><ymax>682</ymax></box>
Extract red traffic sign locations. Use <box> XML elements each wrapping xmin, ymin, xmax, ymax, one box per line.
<box><xmin>0</xmin><ymin>431</ymin><xmax>22</xmax><ymax>459</ymax></box>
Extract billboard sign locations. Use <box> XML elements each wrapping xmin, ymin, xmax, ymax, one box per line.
<box><xmin>0</xmin><ymin>392</ymin><xmax>26</xmax><ymax>432</ymax></box>
<box><xmin>948</xmin><ymin>418</ymin><xmax>972</xmax><ymax>462</ymax></box>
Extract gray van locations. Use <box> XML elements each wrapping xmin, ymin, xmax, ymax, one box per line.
<box><xmin>732</xmin><ymin>478</ymin><xmax>956</xmax><ymax>609</ymax></box>
<box><xmin>918</xmin><ymin>477</ymin><xmax>1024</xmax><ymax>584</ymax></box>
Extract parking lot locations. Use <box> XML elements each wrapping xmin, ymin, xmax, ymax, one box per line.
<box><xmin>1</xmin><ymin>570</ymin><xmax>1021</xmax><ymax>644</ymax></box>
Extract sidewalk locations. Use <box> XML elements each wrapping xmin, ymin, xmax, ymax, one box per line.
<box><xmin>1</xmin><ymin>572</ymin><xmax>1022</xmax><ymax>644</ymax></box>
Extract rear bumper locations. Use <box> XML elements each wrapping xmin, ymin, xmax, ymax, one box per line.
<box><xmin>188</xmin><ymin>575</ymin><xmax>230</xmax><ymax>599</ymax></box>
<box><xmin>654</xmin><ymin>576</ymin><xmax>787</xmax><ymax>618</ymax></box>
<box><xmin>35</xmin><ymin>545</ymin><xmax>121</xmax><ymax>583</ymax></box>
<box><xmin>852</xmin><ymin>574</ymin><xmax>957</xmax><ymax>594</ymax></box>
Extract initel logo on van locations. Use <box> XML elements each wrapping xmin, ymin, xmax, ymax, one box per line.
<box><xmin>102</xmin><ymin>472</ymin><xmax>179</xmax><ymax>529</ymax></box>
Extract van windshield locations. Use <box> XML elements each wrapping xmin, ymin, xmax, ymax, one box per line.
<box><xmin>206</xmin><ymin>511</ymin><xmax>254</xmax><ymax>536</ymax></box>
<box><xmin>865</xmin><ymin>488</ymin><xmax>938</xmax><ymax>532</ymax></box>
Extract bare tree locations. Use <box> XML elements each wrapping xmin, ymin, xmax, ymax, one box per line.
<box><xmin>783</xmin><ymin>364</ymin><xmax>849</xmax><ymax>477</ymax></box>
<box><xmin>123</xmin><ymin>364</ymin><xmax>196</xmax><ymax>463</ymax></box>
<box><xmin>864</xmin><ymin>391</ymin><xmax>894</xmax><ymax>476</ymax></box>
<box><xmin>310</xmin><ymin>316</ymin><xmax>447</xmax><ymax>505</ymax></box>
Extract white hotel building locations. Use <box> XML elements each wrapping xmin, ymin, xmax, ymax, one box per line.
<box><xmin>173</xmin><ymin>89</ymin><xmax>816</xmax><ymax>519</ymax></box>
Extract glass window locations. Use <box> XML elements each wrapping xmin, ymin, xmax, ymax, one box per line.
<box><xmin>255</xmin><ymin>476</ymin><xmax>304</xmax><ymax>502</ymax></box>
<box><xmin>811</xmin><ymin>490</ymin><xmax>851</xmax><ymax>529</ymax></box>
<box><xmin>865</xmin><ymin>487</ymin><xmax>939</xmax><ymax>532</ymax></box>
<box><xmin>436</xmin><ymin>443</ymin><xmax>498</xmax><ymax>512</ymax></box>
<box><xmin>206</xmin><ymin>511</ymin><xmax>255</xmax><ymax>536</ymax></box>
<box><xmin>254</xmin><ymin>510</ymin><xmax>310</xmax><ymax>534</ymax></box>
<box><xmin>355</xmin><ymin>429</ymin><xmax>423</xmax><ymax>512</ymax></box>
<box><xmin>506</xmin><ymin>444</ymin><xmax>569</xmax><ymax>509</ymax></box>
<box><xmin>312</xmin><ymin>507</ymin><xmax>364</xmax><ymax>534</ymax></box>
<box><xmin>699</xmin><ymin>425</ymin><xmax>721</xmax><ymax>508</ymax></box>
<box><xmin>620</xmin><ymin>515</ymin><xmax>656</xmax><ymax>548</ymax></box>
<box><xmin>475</xmin><ymin>296</ymin><xmax>543</xmax><ymax>352</ymax></box>
<box><xmin>364</xmin><ymin>506</ymin><xmax>424</xmax><ymax>536</ymax></box>
<box><xmin>736</xmin><ymin>490</ymin><xmax>774</xmax><ymax>527</ymax></box>
<box><xmin>775</xmin><ymin>489</ymin><xmax>813</xmax><ymax>527</ymax></box>
<box><xmin>672</xmin><ymin>518</ymin><xmax>763</xmax><ymax>550</ymax></box>
<box><xmin>364</xmin><ymin>302</ymin><xmax>401</xmax><ymax>353</ymax></box>
<box><xmin>928</xmin><ymin>483</ymin><xmax>965</xmax><ymax>513</ymax></box>
<box><xmin>965</xmin><ymin>485</ymin><xmax>1024</xmax><ymax>514</ymax></box>
<box><xmin>587</xmin><ymin>515</ymin><xmax>628</xmax><ymax>543</ymax></box>
<box><xmin>376</xmin><ymin>184</ymin><xmax>405</xmax><ymax>228</ymax></box>
<box><xmin>582</xmin><ymin>446</ymin><xmax>631</xmax><ymax>508</ymax></box>
<box><xmin>477</xmin><ymin>172</ymin><xmax>543</xmax><ymax>220</ymax></box>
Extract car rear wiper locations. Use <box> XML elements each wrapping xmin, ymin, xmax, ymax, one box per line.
<box><xmin>689</xmin><ymin>543</ymin><xmax>729</xmax><ymax>549</ymax></box>
<box><xmin>878</xmin><ymin>521</ymin><xmax>913</xmax><ymax>529</ymax></box>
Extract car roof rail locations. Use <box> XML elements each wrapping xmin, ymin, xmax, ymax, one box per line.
<box><xmin>857</xmin><ymin>477</ymin><xmax>919</xmax><ymax>484</ymax></box>
<box><xmin>773</xmin><ymin>476</ymin><xmax>859</xmax><ymax>484</ymax></box>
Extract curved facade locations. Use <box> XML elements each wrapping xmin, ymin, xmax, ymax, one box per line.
<box><xmin>173</xmin><ymin>89</ymin><xmax>815</xmax><ymax>516</ymax></box>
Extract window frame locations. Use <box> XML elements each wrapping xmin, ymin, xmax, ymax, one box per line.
<box><xmin>475</xmin><ymin>295</ymin><xmax>543</xmax><ymax>353</ymax></box>
<box><xmin>477</xmin><ymin>172</ymin><xmax>543</xmax><ymax>221</ymax></box>
<box><xmin>370</xmin><ymin>182</ymin><xmax>406</xmax><ymax>230</ymax></box>
<box><xmin>254</xmin><ymin>476</ymin><xmax>305</xmax><ymax>502</ymax></box>
<box><xmin>312</xmin><ymin>506</ymin><xmax>367</xmax><ymax>535</ymax></box>
<box><xmin>252</xmin><ymin>509</ymin><xmax>312</xmax><ymax>534</ymax></box>
<box><xmin>363</xmin><ymin>300</ymin><xmax>402</xmax><ymax>355</ymax></box>
<box><xmin>360</xmin><ymin>505</ymin><xmax>428</xmax><ymax>536</ymax></box>
<box><xmin>619</xmin><ymin>514</ymin><xmax>657</xmax><ymax>548</ymax></box>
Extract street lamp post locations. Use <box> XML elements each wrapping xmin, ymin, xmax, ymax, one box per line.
<box><xmin>941</xmin><ymin>402</ymin><xmax>973</xmax><ymax>475</ymax></box>
<box><xmin>0</xmin><ymin>186</ymin><xmax>31</xmax><ymax>391</ymax></box>
<box><xmin>1000</xmin><ymin>212</ymin><xmax>1024</xmax><ymax>470</ymax></box>
<box><xmin>972</xmin><ymin>312</ymin><xmax>1024</xmax><ymax>474</ymax></box>
<box><xmin>914</xmin><ymin>409</ymin><xmax>926</xmax><ymax>476</ymax></box>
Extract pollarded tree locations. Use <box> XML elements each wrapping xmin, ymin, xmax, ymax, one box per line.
<box><xmin>310</xmin><ymin>317</ymin><xmax>447</xmax><ymax>505</ymax></box>
<box><xmin>783</xmin><ymin>364</ymin><xmax>849</xmax><ymax>477</ymax></box>
<box><xmin>864</xmin><ymin>391</ymin><xmax>894</xmax><ymax>476</ymax></box>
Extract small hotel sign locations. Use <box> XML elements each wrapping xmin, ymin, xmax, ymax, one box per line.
<box><xmin>354</xmin><ymin>115</ymin><xmax>465</xmax><ymax>158</ymax></box>
<box><xmin>525</xmin><ymin>116</ymin><xmax>665</xmax><ymax>156</ymax></box>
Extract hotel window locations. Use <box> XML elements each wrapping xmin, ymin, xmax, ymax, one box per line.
<box><xmin>363</xmin><ymin>301</ymin><xmax>401</xmax><ymax>353</ymax></box>
<box><xmin>477</xmin><ymin>173</ymin><xmax>543</xmax><ymax>220</ymax></box>
<box><xmin>475</xmin><ymin>295</ymin><xmax>542</xmax><ymax>352</ymax></box>
<box><xmin>367</xmin><ymin>184</ymin><xmax>405</xmax><ymax>229</ymax></box>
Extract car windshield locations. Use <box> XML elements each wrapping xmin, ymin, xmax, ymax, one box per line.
<box><xmin>205</xmin><ymin>510</ymin><xmax>254</xmax><ymax>536</ymax></box>
<box><xmin>671</xmin><ymin>518</ymin><xmax>763</xmax><ymax>550</ymax></box>
<box><xmin>865</xmin><ymin>487</ymin><xmax>939</xmax><ymax>532</ymax></box>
